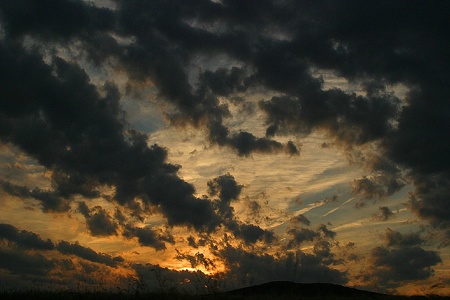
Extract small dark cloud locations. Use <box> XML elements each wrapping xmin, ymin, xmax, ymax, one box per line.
<box><xmin>175</xmin><ymin>250</ymin><xmax>215</xmax><ymax>271</ymax></box>
<box><xmin>227</xmin><ymin>221</ymin><xmax>275</xmax><ymax>245</ymax></box>
<box><xmin>286</xmin><ymin>140</ymin><xmax>300</xmax><ymax>156</ymax></box>
<box><xmin>286</xmin><ymin>224</ymin><xmax>336</xmax><ymax>249</ymax></box>
<box><xmin>123</xmin><ymin>225</ymin><xmax>168</xmax><ymax>251</ymax></box>
<box><xmin>373</xmin><ymin>206</ymin><xmax>395</xmax><ymax>221</ymax></box>
<box><xmin>186</xmin><ymin>235</ymin><xmax>208</xmax><ymax>249</ymax></box>
<box><xmin>78</xmin><ymin>202</ymin><xmax>118</xmax><ymax>236</ymax></box>
<box><xmin>56</xmin><ymin>241</ymin><xmax>121</xmax><ymax>267</ymax></box>
<box><xmin>0</xmin><ymin>223</ymin><xmax>54</xmax><ymax>250</ymax></box>
<box><xmin>383</xmin><ymin>228</ymin><xmax>423</xmax><ymax>247</ymax></box>
<box><xmin>0</xmin><ymin>180</ymin><xmax>70</xmax><ymax>212</ymax></box>
<box><xmin>290</xmin><ymin>214</ymin><xmax>311</xmax><ymax>226</ymax></box>
<box><xmin>199</xmin><ymin>67</ymin><xmax>251</xmax><ymax>97</ymax></box>
<box><xmin>317</xmin><ymin>224</ymin><xmax>336</xmax><ymax>239</ymax></box>
<box><xmin>246</xmin><ymin>200</ymin><xmax>262</xmax><ymax>217</ymax></box>
<box><xmin>352</xmin><ymin>174</ymin><xmax>404</xmax><ymax>200</ymax></box>
<box><xmin>286</xmin><ymin>227</ymin><xmax>319</xmax><ymax>248</ymax></box>
<box><xmin>208</xmin><ymin>173</ymin><xmax>243</xmax><ymax>204</ymax></box>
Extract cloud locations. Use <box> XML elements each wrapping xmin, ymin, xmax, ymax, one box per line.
<box><xmin>360</xmin><ymin>229</ymin><xmax>442</xmax><ymax>291</ymax></box>
<box><xmin>0</xmin><ymin>40</ymin><xmax>223</xmax><ymax>232</ymax></box>
<box><xmin>78</xmin><ymin>202</ymin><xmax>119</xmax><ymax>236</ymax></box>
<box><xmin>208</xmin><ymin>173</ymin><xmax>243</xmax><ymax>204</ymax></box>
<box><xmin>214</xmin><ymin>245</ymin><xmax>348</xmax><ymax>288</ymax></box>
<box><xmin>0</xmin><ymin>0</ymin><xmax>450</xmax><ymax>291</ymax></box>
<box><xmin>407</xmin><ymin>174</ymin><xmax>450</xmax><ymax>230</ymax></box>
<box><xmin>56</xmin><ymin>241</ymin><xmax>122</xmax><ymax>267</ymax></box>
<box><xmin>286</xmin><ymin>227</ymin><xmax>319</xmax><ymax>248</ymax></box>
<box><xmin>0</xmin><ymin>0</ymin><xmax>446</xmax><ymax>231</ymax></box>
<box><xmin>175</xmin><ymin>250</ymin><xmax>215</xmax><ymax>271</ymax></box>
<box><xmin>290</xmin><ymin>214</ymin><xmax>311</xmax><ymax>226</ymax></box>
<box><xmin>0</xmin><ymin>223</ymin><xmax>54</xmax><ymax>250</ymax></box>
<box><xmin>0</xmin><ymin>180</ymin><xmax>70</xmax><ymax>212</ymax></box>
<box><xmin>286</xmin><ymin>223</ymin><xmax>336</xmax><ymax>249</ymax></box>
<box><xmin>383</xmin><ymin>228</ymin><xmax>423</xmax><ymax>247</ymax></box>
<box><xmin>0</xmin><ymin>249</ymin><xmax>55</xmax><ymax>276</ymax></box>
<box><xmin>372</xmin><ymin>206</ymin><xmax>396</xmax><ymax>222</ymax></box>
<box><xmin>123</xmin><ymin>225</ymin><xmax>169</xmax><ymax>251</ymax></box>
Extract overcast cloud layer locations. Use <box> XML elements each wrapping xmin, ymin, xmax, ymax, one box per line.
<box><xmin>0</xmin><ymin>0</ymin><xmax>449</xmax><ymax>295</ymax></box>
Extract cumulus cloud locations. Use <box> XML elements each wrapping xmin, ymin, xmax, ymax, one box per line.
<box><xmin>0</xmin><ymin>0</ymin><xmax>448</xmax><ymax>231</ymax></box>
<box><xmin>78</xmin><ymin>202</ymin><xmax>119</xmax><ymax>236</ymax></box>
<box><xmin>372</xmin><ymin>206</ymin><xmax>396</xmax><ymax>222</ymax></box>
<box><xmin>122</xmin><ymin>225</ymin><xmax>169</xmax><ymax>251</ymax></box>
<box><xmin>57</xmin><ymin>241</ymin><xmax>123</xmax><ymax>268</ymax></box>
<box><xmin>0</xmin><ymin>0</ymin><xmax>450</xmax><ymax>292</ymax></box>
<box><xmin>214</xmin><ymin>245</ymin><xmax>347</xmax><ymax>288</ymax></box>
<box><xmin>360</xmin><ymin>229</ymin><xmax>442</xmax><ymax>291</ymax></box>
<box><xmin>0</xmin><ymin>223</ymin><xmax>54</xmax><ymax>250</ymax></box>
<box><xmin>286</xmin><ymin>224</ymin><xmax>336</xmax><ymax>249</ymax></box>
<box><xmin>175</xmin><ymin>250</ymin><xmax>215</xmax><ymax>271</ymax></box>
<box><xmin>0</xmin><ymin>40</ymin><xmax>221</xmax><ymax>233</ymax></box>
<box><xmin>0</xmin><ymin>180</ymin><xmax>70</xmax><ymax>212</ymax></box>
<box><xmin>290</xmin><ymin>214</ymin><xmax>311</xmax><ymax>226</ymax></box>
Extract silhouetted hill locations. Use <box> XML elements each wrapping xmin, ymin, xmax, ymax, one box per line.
<box><xmin>222</xmin><ymin>281</ymin><xmax>386</xmax><ymax>299</ymax></box>
<box><xmin>2</xmin><ymin>282</ymin><xmax>450</xmax><ymax>300</ymax></box>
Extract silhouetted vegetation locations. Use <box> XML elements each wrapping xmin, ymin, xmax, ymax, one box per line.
<box><xmin>1</xmin><ymin>282</ymin><xmax>450</xmax><ymax>300</ymax></box>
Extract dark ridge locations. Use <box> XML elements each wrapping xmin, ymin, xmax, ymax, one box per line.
<box><xmin>223</xmin><ymin>281</ymin><xmax>386</xmax><ymax>298</ymax></box>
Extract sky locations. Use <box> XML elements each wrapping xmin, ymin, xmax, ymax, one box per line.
<box><xmin>0</xmin><ymin>0</ymin><xmax>449</xmax><ymax>296</ymax></box>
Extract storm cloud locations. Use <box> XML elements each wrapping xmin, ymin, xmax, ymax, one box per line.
<box><xmin>0</xmin><ymin>0</ymin><xmax>448</xmax><ymax>230</ymax></box>
<box><xmin>0</xmin><ymin>0</ymin><xmax>449</xmax><ymax>294</ymax></box>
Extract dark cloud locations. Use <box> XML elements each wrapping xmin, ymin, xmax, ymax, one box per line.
<box><xmin>199</xmin><ymin>67</ymin><xmax>251</xmax><ymax>97</ymax></box>
<box><xmin>78</xmin><ymin>202</ymin><xmax>118</xmax><ymax>236</ymax></box>
<box><xmin>186</xmin><ymin>235</ymin><xmax>208</xmax><ymax>249</ymax></box>
<box><xmin>317</xmin><ymin>224</ymin><xmax>337</xmax><ymax>239</ymax></box>
<box><xmin>0</xmin><ymin>180</ymin><xmax>70</xmax><ymax>212</ymax></box>
<box><xmin>373</xmin><ymin>207</ymin><xmax>395</xmax><ymax>222</ymax></box>
<box><xmin>370</xmin><ymin>246</ymin><xmax>441</xmax><ymax>283</ymax></box>
<box><xmin>0</xmin><ymin>223</ymin><xmax>54</xmax><ymax>250</ymax></box>
<box><xmin>286</xmin><ymin>224</ymin><xmax>336</xmax><ymax>249</ymax></box>
<box><xmin>0</xmin><ymin>249</ymin><xmax>55</xmax><ymax>276</ymax></box>
<box><xmin>123</xmin><ymin>225</ymin><xmax>168</xmax><ymax>251</ymax></box>
<box><xmin>361</xmin><ymin>229</ymin><xmax>442</xmax><ymax>291</ymax></box>
<box><xmin>286</xmin><ymin>227</ymin><xmax>319</xmax><ymax>248</ymax></box>
<box><xmin>56</xmin><ymin>241</ymin><xmax>122</xmax><ymax>267</ymax></box>
<box><xmin>1</xmin><ymin>0</ymin><xmax>446</xmax><ymax>229</ymax></box>
<box><xmin>0</xmin><ymin>0</ymin><xmax>114</xmax><ymax>41</ymax></box>
<box><xmin>290</xmin><ymin>214</ymin><xmax>311</xmax><ymax>226</ymax></box>
<box><xmin>175</xmin><ymin>250</ymin><xmax>215</xmax><ymax>271</ymax></box>
<box><xmin>208</xmin><ymin>173</ymin><xmax>242</xmax><ymax>204</ymax></box>
<box><xmin>208</xmin><ymin>123</ymin><xmax>296</xmax><ymax>156</ymax></box>
<box><xmin>0</xmin><ymin>0</ymin><xmax>450</xmax><ymax>290</ymax></box>
<box><xmin>0</xmin><ymin>40</ymin><xmax>222</xmax><ymax>232</ymax></box>
<box><xmin>383</xmin><ymin>228</ymin><xmax>423</xmax><ymax>247</ymax></box>
<box><xmin>226</xmin><ymin>222</ymin><xmax>275</xmax><ymax>245</ymax></box>
<box><xmin>215</xmin><ymin>245</ymin><xmax>347</xmax><ymax>288</ymax></box>
<box><xmin>407</xmin><ymin>174</ymin><xmax>450</xmax><ymax>230</ymax></box>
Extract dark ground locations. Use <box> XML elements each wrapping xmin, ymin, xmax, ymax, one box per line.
<box><xmin>1</xmin><ymin>281</ymin><xmax>449</xmax><ymax>300</ymax></box>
